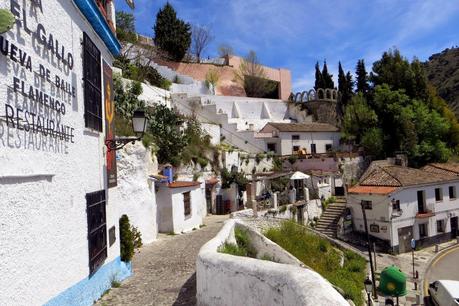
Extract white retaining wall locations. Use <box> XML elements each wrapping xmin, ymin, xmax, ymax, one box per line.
<box><xmin>111</xmin><ymin>142</ymin><xmax>158</xmax><ymax>244</ymax></box>
<box><xmin>196</xmin><ymin>219</ymin><xmax>349</xmax><ymax>306</ymax></box>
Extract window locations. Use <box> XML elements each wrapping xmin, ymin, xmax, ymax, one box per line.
<box><xmin>419</xmin><ymin>223</ymin><xmax>428</xmax><ymax>238</ymax></box>
<box><xmin>292</xmin><ymin>145</ymin><xmax>300</xmax><ymax>153</ymax></box>
<box><xmin>325</xmin><ymin>144</ymin><xmax>333</xmax><ymax>152</ymax></box>
<box><xmin>86</xmin><ymin>190</ymin><xmax>107</xmax><ymax>275</ymax></box>
<box><xmin>392</xmin><ymin>200</ymin><xmax>401</xmax><ymax>211</ymax></box>
<box><xmin>310</xmin><ymin>143</ymin><xmax>317</xmax><ymax>154</ymax></box>
<box><xmin>361</xmin><ymin>200</ymin><xmax>372</xmax><ymax>210</ymax></box>
<box><xmin>267</xmin><ymin>143</ymin><xmax>276</xmax><ymax>152</ymax></box>
<box><xmin>184</xmin><ymin>192</ymin><xmax>191</xmax><ymax>217</ymax></box>
<box><xmin>435</xmin><ymin>188</ymin><xmax>443</xmax><ymax>202</ymax></box>
<box><xmin>449</xmin><ymin>186</ymin><xmax>456</xmax><ymax>200</ymax></box>
<box><xmin>292</xmin><ymin>135</ymin><xmax>300</xmax><ymax>140</ymax></box>
<box><xmin>437</xmin><ymin>220</ymin><xmax>445</xmax><ymax>233</ymax></box>
<box><xmin>83</xmin><ymin>33</ymin><xmax>103</xmax><ymax>132</ymax></box>
<box><xmin>417</xmin><ymin>190</ymin><xmax>426</xmax><ymax>213</ymax></box>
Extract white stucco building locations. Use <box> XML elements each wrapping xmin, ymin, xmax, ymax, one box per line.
<box><xmin>156</xmin><ymin>180</ymin><xmax>207</xmax><ymax>234</ymax></box>
<box><xmin>347</xmin><ymin>162</ymin><xmax>459</xmax><ymax>253</ymax></box>
<box><xmin>257</xmin><ymin>122</ymin><xmax>341</xmax><ymax>156</ymax></box>
<box><xmin>0</xmin><ymin>0</ymin><xmax>143</xmax><ymax>305</ymax></box>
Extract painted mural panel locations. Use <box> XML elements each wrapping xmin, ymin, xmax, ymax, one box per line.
<box><xmin>103</xmin><ymin>60</ymin><xmax>117</xmax><ymax>187</ymax></box>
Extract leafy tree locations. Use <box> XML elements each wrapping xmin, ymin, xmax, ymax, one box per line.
<box><xmin>234</xmin><ymin>50</ymin><xmax>277</xmax><ymax>98</ymax></box>
<box><xmin>361</xmin><ymin>128</ymin><xmax>384</xmax><ymax>158</ymax></box>
<box><xmin>343</xmin><ymin>93</ymin><xmax>378</xmax><ymax>143</ymax></box>
<box><xmin>147</xmin><ymin>104</ymin><xmax>187</xmax><ymax>166</ymax></box>
<box><xmin>114</xmin><ymin>76</ymin><xmax>144</xmax><ymax>119</ymax></box>
<box><xmin>153</xmin><ymin>2</ymin><xmax>191</xmax><ymax>61</ymax></box>
<box><xmin>355</xmin><ymin>59</ymin><xmax>369</xmax><ymax>95</ymax></box>
<box><xmin>371</xmin><ymin>49</ymin><xmax>428</xmax><ymax>100</ymax></box>
<box><xmin>314</xmin><ymin>61</ymin><xmax>324</xmax><ymax>90</ymax></box>
<box><xmin>322</xmin><ymin>60</ymin><xmax>334</xmax><ymax>89</ymax></box>
<box><xmin>116</xmin><ymin>11</ymin><xmax>137</xmax><ymax>43</ymax></box>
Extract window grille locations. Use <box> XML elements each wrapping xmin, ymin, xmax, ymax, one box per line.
<box><xmin>184</xmin><ymin>192</ymin><xmax>191</xmax><ymax>217</ymax></box>
<box><xmin>86</xmin><ymin>190</ymin><xmax>107</xmax><ymax>275</ymax></box>
<box><xmin>83</xmin><ymin>33</ymin><xmax>102</xmax><ymax>132</ymax></box>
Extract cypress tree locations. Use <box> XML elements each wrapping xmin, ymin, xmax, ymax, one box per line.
<box><xmin>338</xmin><ymin>62</ymin><xmax>353</xmax><ymax>106</ymax></box>
<box><xmin>322</xmin><ymin>60</ymin><xmax>334</xmax><ymax>89</ymax></box>
<box><xmin>356</xmin><ymin>59</ymin><xmax>369</xmax><ymax>95</ymax></box>
<box><xmin>314</xmin><ymin>61</ymin><xmax>324</xmax><ymax>90</ymax></box>
<box><xmin>153</xmin><ymin>2</ymin><xmax>191</xmax><ymax>61</ymax></box>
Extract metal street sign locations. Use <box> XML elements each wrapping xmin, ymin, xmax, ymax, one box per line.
<box><xmin>410</xmin><ymin>238</ymin><xmax>416</xmax><ymax>249</ymax></box>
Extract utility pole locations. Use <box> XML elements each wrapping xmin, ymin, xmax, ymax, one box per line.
<box><xmin>361</xmin><ymin>201</ymin><xmax>377</xmax><ymax>299</ymax></box>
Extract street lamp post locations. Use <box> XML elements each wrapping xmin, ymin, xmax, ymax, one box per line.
<box><xmin>361</xmin><ymin>200</ymin><xmax>377</xmax><ymax>298</ymax></box>
<box><xmin>364</xmin><ymin>276</ymin><xmax>373</xmax><ymax>306</ymax></box>
<box><xmin>105</xmin><ymin>110</ymin><xmax>148</xmax><ymax>151</ymax></box>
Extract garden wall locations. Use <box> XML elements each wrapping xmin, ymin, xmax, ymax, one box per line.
<box><xmin>196</xmin><ymin>219</ymin><xmax>349</xmax><ymax>306</ymax></box>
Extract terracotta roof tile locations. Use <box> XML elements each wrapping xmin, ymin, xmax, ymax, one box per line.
<box><xmin>360</xmin><ymin>162</ymin><xmax>459</xmax><ymax>187</ymax></box>
<box><xmin>422</xmin><ymin>163</ymin><xmax>459</xmax><ymax>177</ymax></box>
<box><xmin>168</xmin><ymin>181</ymin><xmax>201</xmax><ymax>188</ymax></box>
<box><xmin>267</xmin><ymin>122</ymin><xmax>339</xmax><ymax>132</ymax></box>
<box><xmin>348</xmin><ymin>186</ymin><xmax>397</xmax><ymax>195</ymax></box>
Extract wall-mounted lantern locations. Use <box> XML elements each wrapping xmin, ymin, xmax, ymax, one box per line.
<box><xmin>105</xmin><ymin>110</ymin><xmax>147</xmax><ymax>151</ymax></box>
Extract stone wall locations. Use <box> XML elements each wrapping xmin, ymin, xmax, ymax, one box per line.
<box><xmin>196</xmin><ymin>219</ymin><xmax>349</xmax><ymax>306</ymax></box>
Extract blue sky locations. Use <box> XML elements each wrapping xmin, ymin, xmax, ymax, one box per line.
<box><xmin>114</xmin><ymin>0</ymin><xmax>459</xmax><ymax>92</ymax></box>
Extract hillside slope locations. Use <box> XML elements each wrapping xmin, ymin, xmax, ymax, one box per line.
<box><xmin>424</xmin><ymin>47</ymin><xmax>459</xmax><ymax>116</ymax></box>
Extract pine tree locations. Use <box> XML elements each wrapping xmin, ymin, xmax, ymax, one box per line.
<box><xmin>153</xmin><ymin>2</ymin><xmax>191</xmax><ymax>61</ymax></box>
<box><xmin>355</xmin><ymin>59</ymin><xmax>369</xmax><ymax>95</ymax></box>
<box><xmin>314</xmin><ymin>61</ymin><xmax>324</xmax><ymax>90</ymax></box>
<box><xmin>322</xmin><ymin>60</ymin><xmax>334</xmax><ymax>89</ymax></box>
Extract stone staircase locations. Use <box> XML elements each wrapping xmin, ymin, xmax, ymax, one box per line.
<box><xmin>315</xmin><ymin>197</ymin><xmax>347</xmax><ymax>238</ymax></box>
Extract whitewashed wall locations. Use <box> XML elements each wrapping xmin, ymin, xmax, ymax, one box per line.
<box><xmin>0</xmin><ymin>1</ymin><xmax>122</xmax><ymax>305</ymax></box>
<box><xmin>279</xmin><ymin>131</ymin><xmax>341</xmax><ymax>155</ymax></box>
<box><xmin>197</xmin><ymin>219</ymin><xmax>349</xmax><ymax>306</ymax></box>
<box><xmin>348</xmin><ymin>181</ymin><xmax>459</xmax><ymax>247</ymax></box>
<box><xmin>156</xmin><ymin>183</ymin><xmax>206</xmax><ymax>234</ymax></box>
<box><xmin>111</xmin><ymin>142</ymin><xmax>158</xmax><ymax>244</ymax></box>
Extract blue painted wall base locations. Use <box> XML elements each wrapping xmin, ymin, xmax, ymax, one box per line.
<box><xmin>44</xmin><ymin>257</ymin><xmax>132</xmax><ymax>306</ymax></box>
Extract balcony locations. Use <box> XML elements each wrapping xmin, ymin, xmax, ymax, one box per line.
<box><xmin>415</xmin><ymin>210</ymin><xmax>435</xmax><ymax>219</ymax></box>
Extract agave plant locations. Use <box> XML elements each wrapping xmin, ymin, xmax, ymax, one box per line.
<box><xmin>0</xmin><ymin>9</ymin><xmax>15</xmax><ymax>34</ymax></box>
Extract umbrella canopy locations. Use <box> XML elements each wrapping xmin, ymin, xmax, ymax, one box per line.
<box><xmin>290</xmin><ymin>171</ymin><xmax>310</xmax><ymax>180</ymax></box>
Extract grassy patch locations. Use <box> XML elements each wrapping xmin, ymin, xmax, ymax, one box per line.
<box><xmin>264</xmin><ymin>221</ymin><xmax>366</xmax><ymax>305</ymax></box>
<box><xmin>218</xmin><ymin>227</ymin><xmax>257</xmax><ymax>258</ymax></box>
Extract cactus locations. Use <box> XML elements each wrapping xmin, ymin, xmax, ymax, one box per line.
<box><xmin>0</xmin><ymin>9</ymin><xmax>15</xmax><ymax>34</ymax></box>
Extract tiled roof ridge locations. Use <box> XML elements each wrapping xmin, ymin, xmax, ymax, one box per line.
<box><xmin>379</xmin><ymin>165</ymin><xmax>403</xmax><ymax>186</ymax></box>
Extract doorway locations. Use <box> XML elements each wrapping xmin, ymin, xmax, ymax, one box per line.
<box><xmin>451</xmin><ymin>217</ymin><xmax>458</xmax><ymax>239</ymax></box>
<box><xmin>310</xmin><ymin>143</ymin><xmax>317</xmax><ymax>155</ymax></box>
<box><xmin>293</xmin><ymin>179</ymin><xmax>304</xmax><ymax>201</ymax></box>
<box><xmin>398</xmin><ymin>226</ymin><xmax>413</xmax><ymax>253</ymax></box>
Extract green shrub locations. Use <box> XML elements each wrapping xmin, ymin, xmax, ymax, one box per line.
<box><xmin>119</xmin><ymin>215</ymin><xmax>134</xmax><ymax>262</ymax></box>
<box><xmin>218</xmin><ymin>227</ymin><xmax>256</xmax><ymax>258</ymax></box>
<box><xmin>197</xmin><ymin>157</ymin><xmax>208</xmax><ymax>168</ymax></box>
<box><xmin>255</xmin><ymin>153</ymin><xmax>265</xmax><ymax>164</ymax></box>
<box><xmin>288</xmin><ymin>155</ymin><xmax>297</xmax><ymax>165</ymax></box>
<box><xmin>278</xmin><ymin>205</ymin><xmax>287</xmax><ymax>213</ymax></box>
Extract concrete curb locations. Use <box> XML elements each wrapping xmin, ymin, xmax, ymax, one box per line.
<box><xmin>421</xmin><ymin>243</ymin><xmax>459</xmax><ymax>299</ymax></box>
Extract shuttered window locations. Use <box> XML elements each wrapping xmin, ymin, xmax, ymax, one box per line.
<box><xmin>83</xmin><ymin>33</ymin><xmax>103</xmax><ymax>132</ymax></box>
<box><xmin>86</xmin><ymin>190</ymin><xmax>107</xmax><ymax>275</ymax></box>
<box><xmin>184</xmin><ymin>192</ymin><xmax>191</xmax><ymax>217</ymax></box>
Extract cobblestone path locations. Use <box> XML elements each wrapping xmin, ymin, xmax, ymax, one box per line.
<box><xmin>96</xmin><ymin>215</ymin><xmax>228</xmax><ymax>306</ymax></box>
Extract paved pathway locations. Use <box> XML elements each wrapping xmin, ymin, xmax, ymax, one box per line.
<box><xmin>96</xmin><ymin>215</ymin><xmax>228</xmax><ymax>306</ymax></box>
